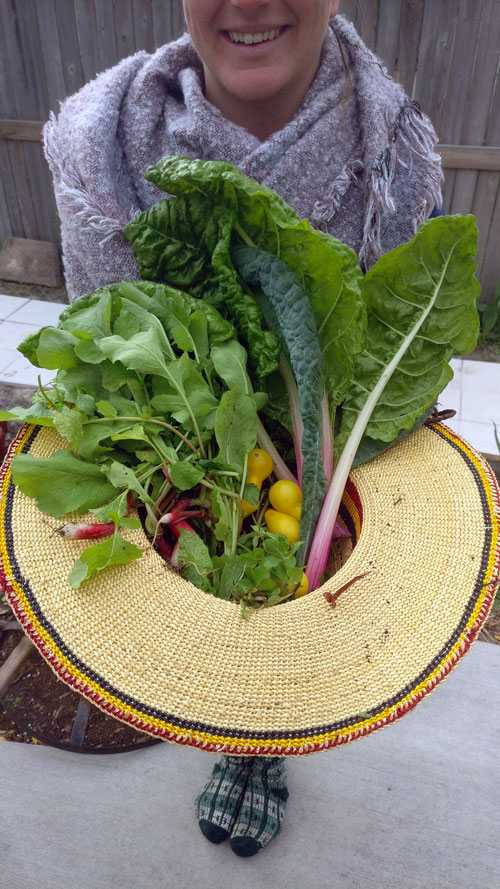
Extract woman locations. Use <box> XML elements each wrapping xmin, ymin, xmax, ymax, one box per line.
<box><xmin>44</xmin><ymin>0</ymin><xmax>443</xmax><ymax>857</ymax></box>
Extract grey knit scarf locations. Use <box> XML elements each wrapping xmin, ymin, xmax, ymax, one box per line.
<box><xmin>44</xmin><ymin>15</ymin><xmax>443</xmax><ymax>302</ymax></box>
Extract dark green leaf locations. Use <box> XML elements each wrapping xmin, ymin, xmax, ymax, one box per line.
<box><xmin>233</xmin><ymin>246</ymin><xmax>326</xmax><ymax>561</ymax></box>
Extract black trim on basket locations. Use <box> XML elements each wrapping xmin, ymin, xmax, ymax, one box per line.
<box><xmin>3</xmin><ymin>424</ymin><xmax>495</xmax><ymax>742</ymax></box>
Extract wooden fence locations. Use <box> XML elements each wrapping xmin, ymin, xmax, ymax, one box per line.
<box><xmin>0</xmin><ymin>0</ymin><xmax>499</xmax><ymax>299</ymax></box>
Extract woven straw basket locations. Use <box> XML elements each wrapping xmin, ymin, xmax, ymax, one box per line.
<box><xmin>1</xmin><ymin>422</ymin><xmax>499</xmax><ymax>757</ymax></box>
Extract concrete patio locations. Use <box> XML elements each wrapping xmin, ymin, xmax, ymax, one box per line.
<box><xmin>1</xmin><ymin>640</ymin><xmax>499</xmax><ymax>889</ymax></box>
<box><xmin>1</xmin><ymin>292</ymin><xmax>500</xmax><ymax>888</ymax></box>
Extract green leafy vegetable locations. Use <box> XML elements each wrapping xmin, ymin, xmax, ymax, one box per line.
<box><xmin>233</xmin><ymin>246</ymin><xmax>326</xmax><ymax>561</ymax></box>
<box><xmin>214</xmin><ymin>389</ymin><xmax>258</xmax><ymax>475</ymax></box>
<box><xmin>68</xmin><ymin>533</ymin><xmax>142</xmax><ymax>589</ymax></box>
<box><xmin>11</xmin><ymin>450</ymin><xmax>118</xmax><ymax>517</ymax></box>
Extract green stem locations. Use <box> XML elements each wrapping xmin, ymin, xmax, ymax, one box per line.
<box><xmin>84</xmin><ymin>416</ymin><xmax>198</xmax><ymax>454</ymax></box>
<box><xmin>200</xmin><ymin>479</ymin><xmax>239</xmax><ymax>500</ymax></box>
<box><xmin>234</xmin><ymin>222</ymin><xmax>255</xmax><ymax>247</ymax></box>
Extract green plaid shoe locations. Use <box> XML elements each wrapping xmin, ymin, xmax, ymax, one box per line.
<box><xmin>195</xmin><ymin>755</ymin><xmax>254</xmax><ymax>844</ymax></box>
<box><xmin>229</xmin><ymin>757</ymin><xmax>288</xmax><ymax>857</ymax></box>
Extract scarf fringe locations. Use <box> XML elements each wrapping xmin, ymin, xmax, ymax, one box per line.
<box><xmin>43</xmin><ymin>112</ymin><xmax>135</xmax><ymax>245</ymax></box>
<box><xmin>311</xmin><ymin>158</ymin><xmax>364</xmax><ymax>228</ymax></box>
<box><xmin>359</xmin><ymin>100</ymin><xmax>444</xmax><ymax>270</ymax></box>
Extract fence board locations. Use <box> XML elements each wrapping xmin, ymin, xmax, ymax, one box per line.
<box><xmin>439</xmin><ymin>0</ymin><xmax>485</xmax><ymax>144</ymax></box>
<box><xmin>22</xmin><ymin>142</ymin><xmax>59</xmax><ymax>242</ymax></box>
<box><xmin>414</xmin><ymin>0</ymin><xmax>452</xmax><ymax>120</ymax></box>
<box><xmin>474</xmin><ymin>172</ymin><xmax>500</xmax><ymax>281</ymax></box>
<box><xmin>171</xmin><ymin>1</ymin><xmax>186</xmax><ymax>39</ymax></box>
<box><xmin>471</xmin><ymin>46</ymin><xmax>500</xmax><ymax>278</ymax></box>
<box><xmin>93</xmin><ymin>0</ymin><xmax>118</xmax><ymax>73</ymax></box>
<box><xmin>396</xmin><ymin>0</ymin><xmax>425</xmax><ymax>97</ymax></box>
<box><xmin>0</xmin><ymin>163</ymin><xmax>12</xmax><ymax>243</ymax></box>
<box><xmin>354</xmin><ymin>0</ymin><xmax>378</xmax><ymax>49</ymax></box>
<box><xmin>0</xmin><ymin>0</ymin><xmax>47</xmax><ymax>119</ymax></box>
<box><xmin>451</xmin><ymin>0</ymin><xmax>500</xmax><ymax>213</ymax></box>
<box><xmin>115</xmin><ymin>0</ymin><xmax>136</xmax><ymax>61</ymax></box>
<box><xmin>0</xmin><ymin>142</ymin><xmax>24</xmax><ymax>237</ymax></box>
<box><xmin>0</xmin><ymin>0</ymin><xmax>498</xmax><ymax>298</ymax></box>
<box><xmin>35</xmin><ymin>0</ymin><xmax>68</xmax><ymax>111</ymax></box>
<box><xmin>54</xmin><ymin>0</ymin><xmax>85</xmax><ymax>99</ymax></box>
<box><xmin>339</xmin><ymin>1</ymin><xmax>358</xmax><ymax>25</ymax></box>
<box><xmin>151</xmin><ymin>0</ymin><xmax>173</xmax><ymax>48</ymax></box>
<box><xmin>0</xmin><ymin>2</ymin><xmax>16</xmax><ymax>119</ymax></box>
<box><xmin>5</xmin><ymin>143</ymin><xmax>38</xmax><ymax>239</ymax></box>
<box><xmin>375</xmin><ymin>0</ymin><xmax>401</xmax><ymax>76</ymax></box>
<box><xmin>132</xmin><ymin>0</ymin><xmax>155</xmax><ymax>55</ymax></box>
<box><xmin>74</xmin><ymin>0</ymin><xmax>99</xmax><ymax>83</ymax></box>
<box><xmin>480</xmin><ymin>177</ymin><xmax>500</xmax><ymax>299</ymax></box>
<box><xmin>438</xmin><ymin>0</ymin><xmax>485</xmax><ymax>211</ymax></box>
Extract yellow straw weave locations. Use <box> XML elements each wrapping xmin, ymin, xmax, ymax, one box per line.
<box><xmin>1</xmin><ymin>423</ymin><xmax>498</xmax><ymax>756</ymax></box>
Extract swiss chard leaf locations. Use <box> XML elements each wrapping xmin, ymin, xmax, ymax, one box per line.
<box><xmin>306</xmin><ymin>214</ymin><xmax>481</xmax><ymax>588</ymax></box>
<box><xmin>124</xmin><ymin>167</ymin><xmax>281</xmax><ymax>381</ymax></box>
<box><xmin>336</xmin><ymin>215</ymin><xmax>480</xmax><ymax>456</ymax></box>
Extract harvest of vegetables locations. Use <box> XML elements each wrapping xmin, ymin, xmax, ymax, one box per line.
<box><xmin>0</xmin><ymin>157</ymin><xmax>480</xmax><ymax>610</ymax></box>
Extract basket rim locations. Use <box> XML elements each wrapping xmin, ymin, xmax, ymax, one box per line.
<box><xmin>1</xmin><ymin>422</ymin><xmax>499</xmax><ymax>757</ymax></box>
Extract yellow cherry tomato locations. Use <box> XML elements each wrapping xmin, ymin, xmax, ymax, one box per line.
<box><xmin>247</xmin><ymin>449</ymin><xmax>273</xmax><ymax>481</ymax></box>
<box><xmin>269</xmin><ymin>479</ymin><xmax>302</xmax><ymax>521</ymax></box>
<box><xmin>264</xmin><ymin>509</ymin><xmax>300</xmax><ymax>544</ymax></box>
<box><xmin>241</xmin><ymin>449</ymin><xmax>274</xmax><ymax>516</ymax></box>
<box><xmin>289</xmin><ymin>572</ymin><xmax>309</xmax><ymax>599</ymax></box>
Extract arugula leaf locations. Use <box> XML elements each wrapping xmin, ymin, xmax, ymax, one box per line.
<box><xmin>52</xmin><ymin>405</ymin><xmax>84</xmax><ymax>449</ymax></box>
<box><xmin>19</xmin><ymin>327</ymin><xmax>79</xmax><ymax>370</ymax></box>
<box><xmin>57</xmin><ymin>287</ymin><xmax>113</xmax><ymax>339</ymax></box>
<box><xmin>102</xmin><ymin>461</ymin><xmax>151</xmax><ymax>503</ymax></box>
<box><xmin>211</xmin><ymin>341</ymin><xmax>254</xmax><ymax>394</ymax></box>
<box><xmin>0</xmin><ymin>402</ymin><xmax>54</xmax><ymax>426</ymax></box>
<box><xmin>99</xmin><ymin>328</ymin><xmax>170</xmax><ymax>378</ymax></box>
<box><xmin>150</xmin><ymin>353</ymin><xmax>219</xmax><ymax>432</ymax></box>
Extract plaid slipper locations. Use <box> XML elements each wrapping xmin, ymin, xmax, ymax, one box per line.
<box><xmin>195</xmin><ymin>755</ymin><xmax>254</xmax><ymax>844</ymax></box>
<box><xmin>229</xmin><ymin>757</ymin><xmax>288</xmax><ymax>857</ymax></box>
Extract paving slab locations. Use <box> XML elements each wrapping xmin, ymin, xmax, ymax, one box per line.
<box><xmin>0</xmin><ymin>239</ymin><xmax>62</xmax><ymax>288</ymax></box>
<box><xmin>1</xmin><ymin>641</ymin><xmax>499</xmax><ymax>889</ymax></box>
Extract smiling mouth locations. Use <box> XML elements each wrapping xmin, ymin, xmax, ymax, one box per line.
<box><xmin>225</xmin><ymin>27</ymin><xmax>286</xmax><ymax>46</ymax></box>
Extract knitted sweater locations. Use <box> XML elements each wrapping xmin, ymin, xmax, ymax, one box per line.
<box><xmin>44</xmin><ymin>15</ymin><xmax>443</xmax><ymax>301</ymax></box>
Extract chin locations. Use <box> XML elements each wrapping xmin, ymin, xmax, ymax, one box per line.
<box><xmin>223</xmin><ymin>76</ymin><xmax>286</xmax><ymax>105</ymax></box>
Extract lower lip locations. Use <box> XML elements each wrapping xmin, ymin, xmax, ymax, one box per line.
<box><xmin>221</xmin><ymin>27</ymin><xmax>288</xmax><ymax>51</ymax></box>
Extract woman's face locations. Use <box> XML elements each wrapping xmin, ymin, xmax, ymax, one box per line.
<box><xmin>183</xmin><ymin>0</ymin><xmax>339</xmax><ymax>131</ymax></box>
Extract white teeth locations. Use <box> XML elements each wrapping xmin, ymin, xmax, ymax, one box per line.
<box><xmin>228</xmin><ymin>28</ymin><xmax>281</xmax><ymax>45</ymax></box>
